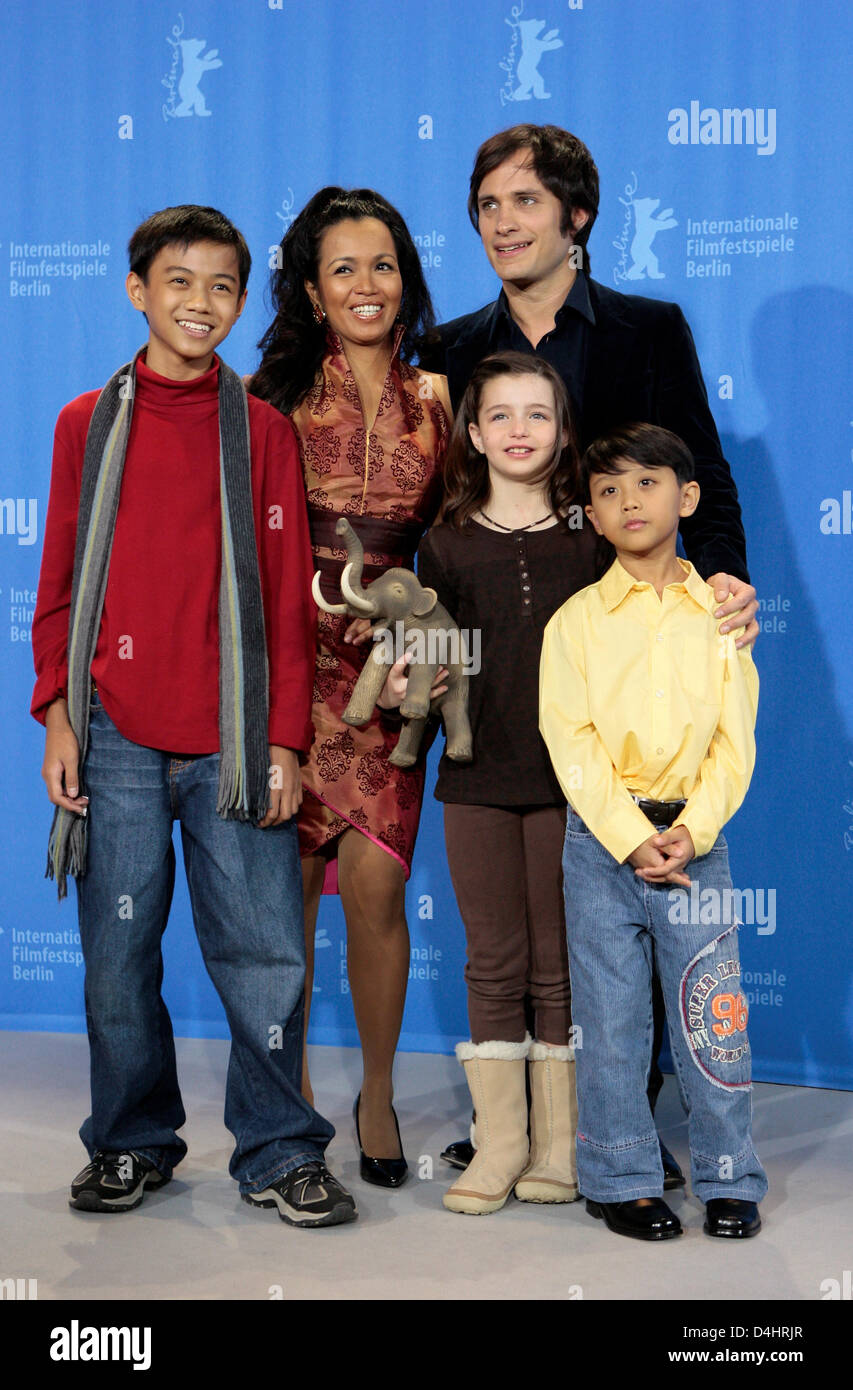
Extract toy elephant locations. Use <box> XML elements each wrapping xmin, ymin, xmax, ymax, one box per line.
<box><xmin>312</xmin><ymin>518</ymin><xmax>473</xmax><ymax>769</ymax></box>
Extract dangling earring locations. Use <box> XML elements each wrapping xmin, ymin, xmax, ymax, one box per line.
<box><xmin>312</xmin><ymin>301</ymin><xmax>326</xmax><ymax>324</ymax></box>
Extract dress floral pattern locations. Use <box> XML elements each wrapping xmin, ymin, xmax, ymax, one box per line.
<box><xmin>290</xmin><ymin>330</ymin><xmax>450</xmax><ymax>887</ymax></box>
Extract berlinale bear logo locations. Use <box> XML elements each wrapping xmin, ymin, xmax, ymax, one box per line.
<box><xmin>613</xmin><ymin>174</ymin><xmax>678</xmax><ymax>286</ymax></box>
<box><xmin>162</xmin><ymin>16</ymin><xmax>222</xmax><ymax>121</ymax></box>
<box><xmin>500</xmin><ymin>7</ymin><xmax>563</xmax><ymax>106</ymax></box>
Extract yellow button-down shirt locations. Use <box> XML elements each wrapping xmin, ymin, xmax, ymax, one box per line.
<box><xmin>539</xmin><ymin>558</ymin><xmax>758</xmax><ymax>863</ymax></box>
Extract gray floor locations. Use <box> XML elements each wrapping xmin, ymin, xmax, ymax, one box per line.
<box><xmin>1</xmin><ymin>1030</ymin><xmax>850</xmax><ymax>1301</ymax></box>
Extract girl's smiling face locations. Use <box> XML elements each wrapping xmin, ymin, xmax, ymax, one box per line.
<box><xmin>468</xmin><ymin>373</ymin><xmax>566</xmax><ymax>486</ymax></box>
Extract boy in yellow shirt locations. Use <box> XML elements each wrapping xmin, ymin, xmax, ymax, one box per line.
<box><xmin>539</xmin><ymin>422</ymin><xmax>767</xmax><ymax>1241</ymax></box>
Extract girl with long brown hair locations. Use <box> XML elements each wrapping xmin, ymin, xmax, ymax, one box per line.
<box><xmin>416</xmin><ymin>350</ymin><xmax>598</xmax><ymax>1214</ymax></box>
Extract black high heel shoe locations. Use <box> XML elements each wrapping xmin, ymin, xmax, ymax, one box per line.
<box><xmin>354</xmin><ymin>1094</ymin><xmax>408</xmax><ymax>1188</ymax></box>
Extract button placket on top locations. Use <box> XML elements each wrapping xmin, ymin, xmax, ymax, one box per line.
<box><xmin>649</xmin><ymin>586</ymin><xmax>685</xmax><ymax>767</ymax></box>
<box><xmin>654</xmin><ymin>627</ymin><xmax>665</xmax><ymax>756</ymax></box>
<box><xmin>515</xmin><ymin>533</ymin><xmax>533</xmax><ymax>615</ymax></box>
<box><xmin>647</xmin><ymin>589</ymin><xmax>667</xmax><ymax>759</ymax></box>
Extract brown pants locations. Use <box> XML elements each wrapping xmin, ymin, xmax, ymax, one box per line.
<box><xmin>443</xmin><ymin>803</ymin><xmax>571</xmax><ymax>1046</ymax></box>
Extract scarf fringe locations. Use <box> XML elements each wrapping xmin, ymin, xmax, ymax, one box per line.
<box><xmin>216</xmin><ymin>760</ymin><xmax>271</xmax><ymax>822</ymax></box>
<box><xmin>46</xmin><ymin>807</ymin><xmax>88</xmax><ymax>900</ymax></box>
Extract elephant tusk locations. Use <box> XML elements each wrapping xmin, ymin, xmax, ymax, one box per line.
<box><xmin>312</xmin><ymin>570</ymin><xmax>349</xmax><ymax>614</ymax></box>
<box><xmin>340</xmin><ymin>562</ymin><xmax>377</xmax><ymax>616</ymax></box>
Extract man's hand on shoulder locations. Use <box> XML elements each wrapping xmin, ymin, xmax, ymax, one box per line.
<box><xmin>260</xmin><ymin>745</ymin><xmax>302</xmax><ymax>826</ymax></box>
<box><xmin>707</xmin><ymin>572</ymin><xmax>759</xmax><ymax>650</ymax></box>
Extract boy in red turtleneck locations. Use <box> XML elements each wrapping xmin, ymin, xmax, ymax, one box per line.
<box><xmin>31</xmin><ymin>205</ymin><xmax>356</xmax><ymax>1228</ymax></box>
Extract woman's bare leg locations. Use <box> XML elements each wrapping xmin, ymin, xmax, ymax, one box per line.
<box><xmin>338</xmin><ymin>829</ymin><xmax>409</xmax><ymax>1159</ymax></box>
<box><xmin>300</xmin><ymin>854</ymin><xmax>327</xmax><ymax>1106</ymax></box>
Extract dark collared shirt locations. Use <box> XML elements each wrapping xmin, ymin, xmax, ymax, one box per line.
<box><xmin>489</xmin><ymin>271</ymin><xmax>596</xmax><ymax>416</ymax></box>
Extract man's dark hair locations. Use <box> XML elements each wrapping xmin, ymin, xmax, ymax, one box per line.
<box><xmin>582</xmin><ymin>423</ymin><xmax>696</xmax><ymax>502</ymax></box>
<box><xmin>128</xmin><ymin>205</ymin><xmax>252</xmax><ymax>294</ymax></box>
<box><xmin>467</xmin><ymin>125</ymin><xmax>600</xmax><ymax>272</ymax></box>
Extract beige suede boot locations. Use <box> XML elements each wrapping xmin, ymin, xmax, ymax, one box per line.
<box><xmin>443</xmin><ymin>1036</ymin><xmax>530</xmax><ymax>1215</ymax></box>
<box><xmin>514</xmin><ymin>1041</ymin><xmax>580</xmax><ymax>1203</ymax></box>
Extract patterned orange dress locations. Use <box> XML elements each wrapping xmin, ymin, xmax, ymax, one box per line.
<box><xmin>290</xmin><ymin>329</ymin><xmax>451</xmax><ymax>891</ymax></box>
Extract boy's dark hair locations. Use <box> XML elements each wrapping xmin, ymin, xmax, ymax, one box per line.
<box><xmin>582</xmin><ymin>423</ymin><xmax>696</xmax><ymax>502</ymax></box>
<box><xmin>249</xmin><ymin>186</ymin><xmax>435</xmax><ymax>415</ymax></box>
<box><xmin>467</xmin><ymin>125</ymin><xmax>600</xmax><ymax>272</ymax></box>
<box><xmin>128</xmin><ymin>205</ymin><xmax>252</xmax><ymax>294</ymax></box>
<box><xmin>440</xmin><ymin>350</ymin><xmax>580</xmax><ymax>531</ymax></box>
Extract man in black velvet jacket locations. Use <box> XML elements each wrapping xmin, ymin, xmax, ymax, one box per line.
<box><xmin>420</xmin><ymin>124</ymin><xmax>757</xmax><ymax>597</ymax></box>
<box><xmin>420</xmin><ymin>124</ymin><xmax>759</xmax><ymax>1188</ymax></box>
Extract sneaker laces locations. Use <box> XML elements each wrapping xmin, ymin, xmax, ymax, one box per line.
<box><xmin>288</xmin><ymin>1162</ymin><xmax>332</xmax><ymax>1204</ymax></box>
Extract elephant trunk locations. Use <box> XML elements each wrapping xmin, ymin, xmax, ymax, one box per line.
<box><xmin>335</xmin><ymin>517</ymin><xmax>365</xmax><ymax>581</ymax></box>
<box><xmin>335</xmin><ymin>518</ymin><xmax>376</xmax><ymax>616</ymax></box>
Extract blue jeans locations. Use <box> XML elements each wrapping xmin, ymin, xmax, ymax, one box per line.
<box><xmin>563</xmin><ymin>806</ymin><xmax>768</xmax><ymax>1206</ymax></box>
<box><xmin>76</xmin><ymin>694</ymin><xmax>333</xmax><ymax>1192</ymax></box>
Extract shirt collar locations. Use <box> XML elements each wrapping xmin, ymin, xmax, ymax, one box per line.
<box><xmin>493</xmin><ymin>270</ymin><xmax>596</xmax><ymax>337</ymax></box>
<box><xmin>600</xmin><ymin>557</ymin><xmax>716</xmax><ymax>614</ymax></box>
<box><xmin>325</xmin><ymin>321</ymin><xmax>407</xmax><ymax>364</ymax></box>
<box><xmin>558</xmin><ymin>269</ymin><xmax>595</xmax><ymax>325</ymax></box>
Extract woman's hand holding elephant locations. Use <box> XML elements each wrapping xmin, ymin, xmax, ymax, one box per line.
<box><xmin>343</xmin><ymin>617</ymin><xmax>375</xmax><ymax>646</ymax></box>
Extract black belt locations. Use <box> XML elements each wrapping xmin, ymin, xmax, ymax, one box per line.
<box><xmin>632</xmin><ymin>796</ymin><xmax>687</xmax><ymax>828</ymax></box>
<box><xmin>307</xmin><ymin>504</ymin><xmax>424</xmax><ymax>604</ymax></box>
<box><xmin>306</xmin><ymin>503</ymin><xmax>424</xmax><ymax>556</ymax></box>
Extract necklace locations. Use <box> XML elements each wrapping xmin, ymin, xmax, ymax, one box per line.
<box><xmin>479</xmin><ymin>509</ymin><xmax>553</xmax><ymax>532</ymax></box>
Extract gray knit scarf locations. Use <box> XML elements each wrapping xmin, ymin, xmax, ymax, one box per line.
<box><xmin>47</xmin><ymin>351</ymin><xmax>270</xmax><ymax>899</ymax></box>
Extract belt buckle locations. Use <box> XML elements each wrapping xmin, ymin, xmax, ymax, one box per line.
<box><xmin>633</xmin><ymin>795</ymin><xmax>685</xmax><ymax>829</ymax></box>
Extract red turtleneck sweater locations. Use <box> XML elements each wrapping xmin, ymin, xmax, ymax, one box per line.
<box><xmin>32</xmin><ymin>356</ymin><xmax>316</xmax><ymax>754</ymax></box>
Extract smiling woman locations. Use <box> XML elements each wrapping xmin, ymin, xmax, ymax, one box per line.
<box><xmin>307</xmin><ymin>218</ymin><xmax>402</xmax><ymax>337</ymax></box>
<box><xmin>250</xmin><ymin>188</ymin><xmax>452</xmax><ymax>1182</ymax></box>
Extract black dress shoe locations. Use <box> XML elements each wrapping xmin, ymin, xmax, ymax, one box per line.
<box><xmin>354</xmin><ymin>1095</ymin><xmax>408</xmax><ymax>1188</ymax></box>
<box><xmin>440</xmin><ymin>1138</ymin><xmax>475</xmax><ymax>1170</ymax></box>
<box><xmin>586</xmin><ymin>1197</ymin><xmax>682</xmax><ymax>1241</ymax></box>
<box><xmin>659</xmin><ymin>1140</ymin><xmax>686</xmax><ymax>1190</ymax></box>
<box><xmin>703</xmin><ymin>1198</ymin><xmax>761</xmax><ymax>1238</ymax></box>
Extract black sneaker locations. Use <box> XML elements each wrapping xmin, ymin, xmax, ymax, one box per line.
<box><xmin>242</xmin><ymin>1162</ymin><xmax>357</xmax><ymax>1228</ymax></box>
<box><xmin>69</xmin><ymin>1150</ymin><xmax>170</xmax><ymax>1213</ymax></box>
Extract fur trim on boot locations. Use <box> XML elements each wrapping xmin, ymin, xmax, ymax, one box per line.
<box><xmin>528</xmin><ymin>1040</ymin><xmax>574</xmax><ymax>1063</ymax></box>
<box><xmin>456</xmin><ymin>1036</ymin><xmax>531</xmax><ymax>1063</ymax></box>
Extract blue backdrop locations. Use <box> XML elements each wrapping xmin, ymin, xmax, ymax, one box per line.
<box><xmin>2</xmin><ymin>0</ymin><xmax>851</xmax><ymax>1088</ymax></box>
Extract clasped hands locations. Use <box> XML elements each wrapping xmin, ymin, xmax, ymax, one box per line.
<box><xmin>628</xmin><ymin>824</ymin><xmax>696</xmax><ymax>886</ymax></box>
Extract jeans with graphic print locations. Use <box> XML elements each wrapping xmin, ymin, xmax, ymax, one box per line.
<box><xmin>75</xmin><ymin>694</ymin><xmax>333</xmax><ymax>1192</ymax></box>
<box><xmin>562</xmin><ymin>806</ymin><xmax>768</xmax><ymax>1205</ymax></box>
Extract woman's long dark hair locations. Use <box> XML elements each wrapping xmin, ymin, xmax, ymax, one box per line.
<box><xmin>440</xmin><ymin>352</ymin><xmax>581</xmax><ymax>531</ymax></box>
<box><xmin>249</xmin><ymin>186</ymin><xmax>436</xmax><ymax>415</ymax></box>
